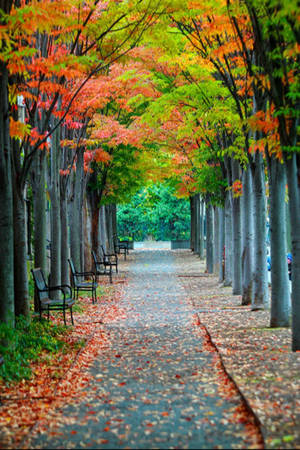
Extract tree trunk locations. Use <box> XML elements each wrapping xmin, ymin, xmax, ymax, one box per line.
<box><xmin>190</xmin><ymin>196</ymin><xmax>195</xmax><ymax>251</ymax></box>
<box><xmin>32</xmin><ymin>151</ymin><xmax>47</xmax><ymax>311</ymax></box>
<box><xmin>25</xmin><ymin>197</ymin><xmax>32</xmax><ymax>259</ymax></box>
<box><xmin>105</xmin><ymin>204</ymin><xmax>114</xmax><ymax>253</ymax></box>
<box><xmin>285</xmin><ymin>153</ymin><xmax>300</xmax><ymax>350</ymax></box>
<box><xmin>60</xmin><ymin>189</ymin><xmax>69</xmax><ymax>285</ymax></box>
<box><xmin>32</xmin><ymin>154</ymin><xmax>47</xmax><ymax>270</ymax></box>
<box><xmin>49</xmin><ymin>120</ymin><xmax>61</xmax><ymax>290</ymax></box>
<box><xmin>112</xmin><ymin>204</ymin><xmax>118</xmax><ymax>250</ymax></box>
<box><xmin>89</xmin><ymin>192</ymin><xmax>101</xmax><ymax>253</ymax></box>
<box><xmin>251</xmin><ymin>151</ymin><xmax>268</xmax><ymax>310</ymax></box>
<box><xmin>206</xmin><ymin>200</ymin><xmax>214</xmax><ymax>273</ymax></box>
<box><xmin>213</xmin><ymin>206</ymin><xmax>220</xmax><ymax>275</ymax></box>
<box><xmin>0</xmin><ymin>59</ymin><xmax>14</xmax><ymax>326</ymax></box>
<box><xmin>224</xmin><ymin>190</ymin><xmax>233</xmax><ymax>286</ymax></box>
<box><xmin>231</xmin><ymin>158</ymin><xmax>242</xmax><ymax>294</ymax></box>
<box><xmin>268</xmin><ymin>156</ymin><xmax>290</xmax><ymax>326</ymax></box>
<box><xmin>99</xmin><ymin>205</ymin><xmax>107</xmax><ymax>250</ymax></box>
<box><xmin>218</xmin><ymin>206</ymin><xmax>225</xmax><ymax>282</ymax></box>
<box><xmin>69</xmin><ymin>148</ymin><xmax>84</xmax><ymax>271</ymax></box>
<box><xmin>194</xmin><ymin>194</ymin><xmax>200</xmax><ymax>255</ymax></box>
<box><xmin>11</xmin><ymin>98</ymin><xmax>29</xmax><ymax>319</ymax></box>
<box><xmin>241</xmin><ymin>167</ymin><xmax>254</xmax><ymax>305</ymax></box>
<box><xmin>83</xmin><ymin>196</ymin><xmax>93</xmax><ymax>272</ymax></box>
<box><xmin>199</xmin><ymin>197</ymin><xmax>205</xmax><ymax>260</ymax></box>
<box><xmin>13</xmin><ymin>177</ymin><xmax>29</xmax><ymax>317</ymax></box>
<box><xmin>79</xmin><ymin>177</ymin><xmax>86</xmax><ymax>273</ymax></box>
<box><xmin>286</xmin><ymin>200</ymin><xmax>291</xmax><ymax>252</ymax></box>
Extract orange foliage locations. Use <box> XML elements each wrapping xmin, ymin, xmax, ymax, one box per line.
<box><xmin>93</xmin><ymin>148</ymin><xmax>112</xmax><ymax>164</ymax></box>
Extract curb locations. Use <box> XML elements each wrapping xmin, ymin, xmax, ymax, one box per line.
<box><xmin>198</xmin><ymin>316</ymin><xmax>266</xmax><ymax>448</ymax></box>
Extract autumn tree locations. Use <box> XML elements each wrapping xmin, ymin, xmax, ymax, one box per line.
<box><xmin>1</xmin><ymin>0</ymin><xmax>165</xmax><ymax>322</ymax></box>
<box><xmin>240</xmin><ymin>0</ymin><xmax>299</xmax><ymax>348</ymax></box>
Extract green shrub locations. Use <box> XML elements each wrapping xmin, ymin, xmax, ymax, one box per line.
<box><xmin>0</xmin><ymin>316</ymin><xmax>68</xmax><ymax>383</ymax></box>
<box><xmin>117</xmin><ymin>182</ymin><xmax>190</xmax><ymax>241</ymax></box>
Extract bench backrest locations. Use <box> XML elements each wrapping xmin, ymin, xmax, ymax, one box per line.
<box><xmin>91</xmin><ymin>250</ymin><xmax>97</xmax><ymax>265</ymax></box>
<box><xmin>68</xmin><ymin>259</ymin><xmax>80</xmax><ymax>286</ymax></box>
<box><xmin>92</xmin><ymin>249</ymin><xmax>105</xmax><ymax>270</ymax></box>
<box><xmin>100</xmin><ymin>245</ymin><xmax>107</xmax><ymax>257</ymax></box>
<box><xmin>31</xmin><ymin>268</ymin><xmax>49</xmax><ymax>302</ymax></box>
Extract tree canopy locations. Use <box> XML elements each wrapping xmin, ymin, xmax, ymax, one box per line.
<box><xmin>0</xmin><ymin>0</ymin><xmax>299</xmax><ymax>351</ymax></box>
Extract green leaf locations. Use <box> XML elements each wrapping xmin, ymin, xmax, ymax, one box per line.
<box><xmin>282</xmin><ymin>435</ymin><xmax>295</xmax><ymax>443</ymax></box>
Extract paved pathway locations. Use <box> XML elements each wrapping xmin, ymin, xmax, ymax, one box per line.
<box><xmin>28</xmin><ymin>250</ymin><xmax>253</xmax><ymax>449</ymax></box>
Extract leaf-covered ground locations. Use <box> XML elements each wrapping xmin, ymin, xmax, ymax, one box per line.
<box><xmin>1</xmin><ymin>249</ymin><xmax>298</xmax><ymax>449</ymax></box>
<box><xmin>0</xmin><ymin>278</ymin><xmax>127</xmax><ymax>449</ymax></box>
<box><xmin>175</xmin><ymin>250</ymin><xmax>300</xmax><ymax>449</ymax></box>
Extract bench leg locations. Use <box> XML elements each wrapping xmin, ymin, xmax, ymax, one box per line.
<box><xmin>70</xmin><ymin>307</ymin><xmax>74</xmax><ymax>325</ymax></box>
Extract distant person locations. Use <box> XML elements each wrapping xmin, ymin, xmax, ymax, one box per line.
<box><xmin>287</xmin><ymin>253</ymin><xmax>292</xmax><ymax>281</ymax></box>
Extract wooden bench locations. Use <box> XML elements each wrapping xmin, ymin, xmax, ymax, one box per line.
<box><xmin>31</xmin><ymin>268</ymin><xmax>75</xmax><ymax>325</ymax></box>
<box><xmin>68</xmin><ymin>258</ymin><xmax>98</xmax><ymax>303</ymax></box>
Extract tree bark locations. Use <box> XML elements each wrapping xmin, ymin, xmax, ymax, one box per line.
<box><xmin>199</xmin><ymin>197</ymin><xmax>205</xmax><ymax>260</ymax></box>
<box><xmin>285</xmin><ymin>153</ymin><xmax>300</xmax><ymax>350</ymax></box>
<box><xmin>87</xmin><ymin>189</ymin><xmax>101</xmax><ymax>254</ymax></box>
<box><xmin>112</xmin><ymin>204</ymin><xmax>118</xmax><ymax>250</ymax></box>
<box><xmin>231</xmin><ymin>158</ymin><xmax>242</xmax><ymax>294</ymax></box>
<box><xmin>250</xmin><ymin>151</ymin><xmax>268</xmax><ymax>310</ymax></box>
<box><xmin>268</xmin><ymin>156</ymin><xmax>290</xmax><ymax>327</ymax></box>
<box><xmin>206</xmin><ymin>200</ymin><xmax>214</xmax><ymax>273</ymax></box>
<box><xmin>60</xmin><ymin>188</ymin><xmax>69</xmax><ymax>285</ymax></box>
<box><xmin>213</xmin><ymin>206</ymin><xmax>220</xmax><ymax>275</ymax></box>
<box><xmin>13</xmin><ymin>175</ymin><xmax>29</xmax><ymax>317</ymax></box>
<box><xmin>190</xmin><ymin>196</ymin><xmax>195</xmax><ymax>252</ymax></box>
<box><xmin>32</xmin><ymin>151</ymin><xmax>47</xmax><ymax>274</ymax></box>
<box><xmin>0</xmin><ymin>59</ymin><xmax>14</xmax><ymax>326</ymax></box>
<box><xmin>224</xmin><ymin>190</ymin><xmax>233</xmax><ymax>286</ymax></box>
<box><xmin>83</xmin><ymin>196</ymin><xmax>93</xmax><ymax>272</ymax></box>
<box><xmin>31</xmin><ymin>151</ymin><xmax>48</xmax><ymax>311</ymax></box>
<box><xmin>69</xmin><ymin>148</ymin><xmax>84</xmax><ymax>271</ymax></box>
<box><xmin>105</xmin><ymin>204</ymin><xmax>114</xmax><ymax>253</ymax></box>
<box><xmin>99</xmin><ymin>205</ymin><xmax>107</xmax><ymax>250</ymax></box>
<box><xmin>218</xmin><ymin>206</ymin><xmax>225</xmax><ymax>282</ymax></box>
<box><xmin>286</xmin><ymin>200</ymin><xmax>291</xmax><ymax>252</ymax></box>
<box><xmin>49</xmin><ymin>119</ymin><xmax>61</xmax><ymax>290</ymax></box>
<box><xmin>194</xmin><ymin>194</ymin><xmax>200</xmax><ymax>255</ymax></box>
<box><xmin>241</xmin><ymin>167</ymin><xmax>254</xmax><ymax>305</ymax></box>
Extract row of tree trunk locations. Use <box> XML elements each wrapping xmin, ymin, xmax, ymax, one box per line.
<box><xmin>0</xmin><ymin>86</ymin><xmax>118</xmax><ymax>325</ymax></box>
<box><xmin>189</xmin><ymin>152</ymin><xmax>295</xmax><ymax>342</ymax></box>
